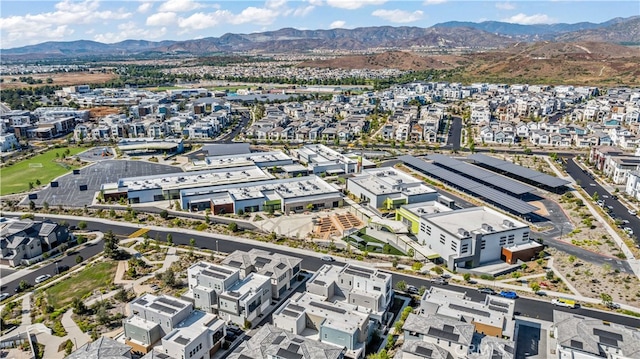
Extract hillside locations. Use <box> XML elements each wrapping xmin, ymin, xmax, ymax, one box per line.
<box><xmin>299</xmin><ymin>51</ymin><xmax>464</xmax><ymax>70</ymax></box>
<box><xmin>555</xmin><ymin>17</ymin><xmax>640</xmax><ymax>43</ymax></box>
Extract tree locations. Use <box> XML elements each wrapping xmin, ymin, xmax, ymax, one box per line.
<box><xmin>530</xmin><ymin>282</ymin><xmax>541</xmax><ymax>292</ymax></box>
<box><xmin>190</xmin><ymin>238</ymin><xmax>196</xmax><ymax>248</ymax></box>
<box><xmin>43</xmin><ymin>201</ymin><xmax>49</xmax><ymax>210</ymax></box>
<box><xmin>592</xmin><ymin>192</ymin><xmax>599</xmax><ymax>202</ymax></box>
<box><xmin>568</xmin><ymin>255</ymin><xmax>576</xmax><ymax>263</ymax></box>
<box><xmin>29</xmin><ymin>201</ymin><xmax>35</xmax><ymax>210</ymax></box>
<box><xmin>600</xmin><ymin>292</ymin><xmax>613</xmax><ymax>305</ymax></box>
<box><xmin>72</xmin><ymin>297</ymin><xmax>87</xmax><ymax>315</ymax></box>
<box><xmin>407</xmin><ymin>248</ymin><xmax>414</xmax><ymax>258</ymax></box>
<box><xmin>463</xmin><ymin>273</ymin><xmax>471</xmax><ymax>282</ymax></box>
<box><xmin>64</xmin><ymin>339</ymin><xmax>74</xmax><ymax>355</ymax></box>
<box><xmin>103</xmin><ymin>230</ymin><xmax>120</xmax><ymax>259</ymax></box>
<box><xmin>396</xmin><ymin>280</ymin><xmax>407</xmax><ymax>291</ymax></box>
<box><xmin>78</xmin><ymin>221</ymin><xmax>87</xmax><ymax>230</ymax></box>
<box><xmin>35</xmin><ymin>179</ymin><xmax>41</xmax><ymax>186</ymax></box>
<box><xmin>75</xmin><ymin>255</ymin><xmax>83</xmax><ymax>264</ymax></box>
<box><xmin>228</xmin><ymin>222</ymin><xmax>239</xmax><ymax>232</ymax></box>
<box><xmin>162</xmin><ymin>268</ymin><xmax>177</xmax><ymax>288</ymax></box>
<box><xmin>546</xmin><ymin>270</ymin><xmax>555</xmax><ymax>281</ymax></box>
<box><xmin>367</xmin><ymin>349</ymin><xmax>389</xmax><ymax>359</ymax></box>
<box><xmin>433</xmin><ymin>266</ymin><xmax>444</xmax><ymax>275</ymax></box>
<box><xmin>160</xmin><ymin>210</ymin><xmax>169</xmax><ymax>219</ymax></box>
<box><xmin>166</xmin><ymin>233</ymin><xmax>173</xmax><ymax>246</ymax></box>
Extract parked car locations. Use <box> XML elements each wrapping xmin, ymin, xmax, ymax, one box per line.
<box><xmin>406</xmin><ymin>285</ymin><xmax>420</xmax><ymax>295</ymax></box>
<box><xmin>431</xmin><ymin>278</ymin><xmax>448</xmax><ymax>285</ymax></box>
<box><xmin>624</xmin><ymin>227</ymin><xmax>634</xmax><ymax>236</ymax></box>
<box><xmin>227</xmin><ymin>325</ymin><xmax>243</xmax><ymax>335</ymax></box>
<box><xmin>478</xmin><ymin>287</ymin><xmax>497</xmax><ymax>295</ymax></box>
<box><xmin>499</xmin><ymin>291</ymin><xmax>518</xmax><ymax>299</ymax></box>
<box><xmin>440</xmin><ymin>273</ymin><xmax>452</xmax><ymax>279</ymax></box>
<box><xmin>321</xmin><ymin>256</ymin><xmax>335</xmax><ymax>262</ymax></box>
<box><xmin>0</xmin><ymin>293</ymin><xmax>10</xmax><ymax>301</ymax></box>
<box><xmin>628</xmin><ymin>209</ymin><xmax>637</xmax><ymax>216</ymax></box>
<box><xmin>552</xmin><ymin>298</ymin><xmax>577</xmax><ymax>309</ymax></box>
<box><xmin>535</xmin><ymin>291</ymin><xmax>547</xmax><ymax>296</ymax></box>
<box><xmin>35</xmin><ymin>274</ymin><xmax>51</xmax><ymax>284</ymax></box>
<box><xmin>606</xmin><ymin>302</ymin><xmax>621</xmax><ymax>309</ymax></box>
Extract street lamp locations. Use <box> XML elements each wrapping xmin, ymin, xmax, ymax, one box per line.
<box><xmin>216</xmin><ymin>240</ymin><xmax>219</xmax><ymax>256</ymax></box>
<box><xmin>55</xmin><ymin>261</ymin><xmax>59</xmax><ymax>275</ymax></box>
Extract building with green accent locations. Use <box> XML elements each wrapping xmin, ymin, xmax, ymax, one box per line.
<box><xmin>395</xmin><ymin>200</ymin><xmax>454</xmax><ymax>234</ymax></box>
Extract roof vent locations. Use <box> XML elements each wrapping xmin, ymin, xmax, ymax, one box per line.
<box><xmin>482</xmin><ymin>223</ymin><xmax>494</xmax><ymax>232</ymax></box>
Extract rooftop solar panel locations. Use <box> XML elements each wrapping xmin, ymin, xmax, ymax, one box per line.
<box><xmin>427</xmin><ymin>327</ymin><xmax>460</xmax><ymax>342</ymax></box>
<box><xmin>400</xmin><ymin>155</ymin><xmax>538</xmax><ymax>214</ymax></box>
<box><xmin>449</xmin><ymin>303</ymin><xmax>491</xmax><ymax>317</ymax></box>
<box><xmin>468</xmin><ymin>154</ymin><xmax>570</xmax><ymax>188</ymax></box>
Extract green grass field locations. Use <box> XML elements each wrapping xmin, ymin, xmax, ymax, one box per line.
<box><xmin>0</xmin><ymin>147</ymin><xmax>85</xmax><ymax>195</ymax></box>
<box><xmin>44</xmin><ymin>262</ymin><xmax>117</xmax><ymax>308</ymax></box>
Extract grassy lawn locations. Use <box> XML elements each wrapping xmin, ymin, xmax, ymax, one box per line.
<box><xmin>0</xmin><ymin>147</ymin><xmax>85</xmax><ymax>195</ymax></box>
<box><xmin>347</xmin><ymin>229</ymin><xmax>406</xmax><ymax>256</ymax></box>
<box><xmin>44</xmin><ymin>262</ymin><xmax>117</xmax><ymax>308</ymax></box>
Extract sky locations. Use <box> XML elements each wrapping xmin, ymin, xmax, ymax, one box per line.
<box><xmin>1</xmin><ymin>0</ymin><xmax>638</xmax><ymax>48</ymax></box>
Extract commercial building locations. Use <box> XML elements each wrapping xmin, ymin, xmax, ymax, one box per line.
<box><xmin>228</xmin><ymin>324</ymin><xmax>346</xmax><ymax>359</ymax></box>
<box><xmin>415</xmin><ymin>207</ymin><xmax>541</xmax><ymax>270</ymax></box>
<box><xmin>419</xmin><ymin>287</ymin><xmax>516</xmax><ymax>339</ymax></box>
<box><xmin>186</xmin><ymin>151</ymin><xmax>294</xmax><ymax>171</ymax></box>
<box><xmin>307</xmin><ymin>263</ymin><xmax>393</xmax><ymax>322</ymax></box>
<box><xmin>180</xmin><ymin>175</ymin><xmax>343</xmax><ymax>214</ymax></box>
<box><xmin>0</xmin><ymin>219</ymin><xmax>72</xmax><ymax>267</ymax></box>
<box><xmin>296</xmin><ymin>144</ymin><xmax>360</xmax><ymax>175</ymax></box>
<box><xmin>395</xmin><ymin>200</ymin><xmax>455</xmax><ymax>235</ymax></box>
<box><xmin>221</xmin><ymin>249</ymin><xmax>302</xmax><ymax>299</ymax></box>
<box><xmin>117</xmin><ymin>138</ymin><xmax>184</xmax><ymax>155</ymax></box>
<box><xmin>553</xmin><ymin>310</ymin><xmax>640</xmax><ymax>358</ymax></box>
<box><xmin>272</xmin><ymin>292</ymin><xmax>373</xmax><ymax>359</ymax></box>
<box><xmin>217</xmin><ymin>273</ymin><xmax>272</xmax><ymax>327</ymax></box>
<box><xmin>347</xmin><ymin>167</ymin><xmax>439</xmax><ymax>209</ymax></box>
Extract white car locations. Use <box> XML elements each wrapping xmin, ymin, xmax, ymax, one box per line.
<box><xmin>628</xmin><ymin>209</ymin><xmax>637</xmax><ymax>216</ymax></box>
<box><xmin>624</xmin><ymin>227</ymin><xmax>634</xmax><ymax>236</ymax></box>
<box><xmin>0</xmin><ymin>293</ymin><xmax>10</xmax><ymax>301</ymax></box>
<box><xmin>35</xmin><ymin>274</ymin><xmax>51</xmax><ymax>284</ymax></box>
<box><xmin>321</xmin><ymin>256</ymin><xmax>335</xmax><ymax>262</ymax></box>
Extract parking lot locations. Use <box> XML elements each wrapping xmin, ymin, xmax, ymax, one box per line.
<box><xmin>23</xmin><ymin>160</ymin><xmax>183</xmax><ymax>207</ymax></box>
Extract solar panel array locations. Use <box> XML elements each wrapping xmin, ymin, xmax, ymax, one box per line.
<box><xmin>400</xmin><ymin>155</ymin><xmax>539</xmax><ymax>215</ymax></box>
<box><xmin>468</xmin><ymin>153</ymin><xmax>570</xmax><ymax>188</ymax></box>
<box><xmin>427</xmin><ymin>154</ymin><xmax>535</xmax><ymax>195</ymax></box>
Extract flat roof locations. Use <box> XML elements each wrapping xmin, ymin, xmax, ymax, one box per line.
<box><xmin>400</xmin><ymin>155</ymin><xmax>538</xmax><ymax>215</ymax></box>
<box><xmin>468</xmin><ymin>154</ymin><xmax>570</xmax><ymax>188</ymax></box>
<box><xmin>163</xmin><ymin>310</ymin><xmax>224</xmax><ymax>348</ymax></box>
<box><xmin>222</xmin><ymin>273</ymin><xmax>271</xmax><ymax>302</ymax></box>
<box><xmin>185</xmin><ymin>151</ymin><xmax>293</xmax><ymax>171</ymax></box>
<box><xmin>427</xmin><ymin>154</ymin><xmax>535</xmax><ymax>195</ymax></box>
<box><xmin>349</xmin><ymin>167</ymin><xmax>437</xmax><ymax>197</ymax></box>
<box><xmin>111</xmin><ymin>165</ymin><xmax>271</xmax><ymax>192</ymax></box>
<box><xmin>188</xmin><ymin>261</ymin><xmax>239</xmax><ymax>280</ymax></box>
<box><xmin>132</xmin><ymin>294</ymin><xmax>191</xmax><ymax>316</ymax></box>
<box><xmin>298</xmin><ymin>144</ymin><xmax>356</xmax><ymax>165</ymax></box>
<box><xmin>422</xmin><ymin>207</ymin><xmax>529</xmax><ymax>239</ymax></box>
<box><xmin>401</xmin><ymin>200</ymin><xmax>454</xmax><ymax>217</ymax></box>
<box><xmin>277</xmin><ymin>292</ymin><xmax>369</xmax><ymax>333</ymax></box>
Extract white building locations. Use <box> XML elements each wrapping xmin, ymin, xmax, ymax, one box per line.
<box><xmin>625</xmin><ymin>170</ymin><xmax>640</xmax><ymax>201</ymax></box>
<box><xmin>347</xmin><ymin>167</ymin><xmax>439</xmax><ymax>209</ymax></box>
<box><xmin>416</xmin><ymin>207</ymin><xmax>540</xmax><ymax>270</ymax></box>
<box><xmin>217</xmin><ymin>273</ymin><xmax>272</xmax><ymax>327</ymax></box>
<box><xmin>185</xmin><ymin>262</ymin><xmax>241</xmax><ymax>314</ymax></box>
<box><xmin>297</xmin><ymin>144</ymin><xmax>359</xmax><ymax>175</ymax></box>
<box><xmin>161</xmin><ymin>310</ymin><xmax>226</xmax><ymax>359</ymax></box>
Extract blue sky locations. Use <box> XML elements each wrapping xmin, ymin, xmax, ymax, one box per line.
<box><xmin>1</xmin><ymin>0</ymin><xmax>637</xmax><ymax>48</ymax></box>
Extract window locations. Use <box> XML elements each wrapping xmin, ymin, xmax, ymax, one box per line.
<box><xmin>523</xmin><ymin>232</ymin><xmax>529</xmax><ymax>241</ymax></box>
<box><xmin>461</xmin><ymin>244</ymin><xmax>469</xmax><ymax>253</ymax></box>
<box><xmin>373</xmin><ymin>286</ymin><xmax>381</xmax><ymax>291</ymax></box>
<box><xmin>439</xmin><ymin>234</ymin><xmax>446</xmax><ymax>244</ymax></box>
<box><xmin>450</xmin><ymin>242</ymin><xmax>458</xmax><ymax>251</ymax></box>
<box><xmin>426</xmin><ymin>226</ymin><xmax>431</xmax><ymax>235</ymax></box>
<box><xmin>481</xmin><ymin>239</ymin><xmax>486</xmax><ymax>250</ymax></box>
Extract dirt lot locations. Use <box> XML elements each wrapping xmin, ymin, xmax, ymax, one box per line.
<box><xmin>1</xmin><ymin>71</ymin><xmax>117</xmax><ymax>89</ymax></box>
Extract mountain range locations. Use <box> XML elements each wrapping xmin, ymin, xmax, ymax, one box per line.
<box><xmin>2</xmin><ymin>16</ymin><xmax>638</xmax><ymax>59</ymax></box>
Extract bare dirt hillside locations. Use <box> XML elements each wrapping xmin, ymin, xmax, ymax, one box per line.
<box><xmin>299</xmin><ymin>51</ymin><xmax>465</xmax><ymax>70</ymax></box>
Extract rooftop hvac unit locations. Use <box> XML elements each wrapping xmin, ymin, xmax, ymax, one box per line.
<box><xmin>503</xmin><ymin>220</ymin><xmax>515</xmax><ymax>228</ymax></box>
<box><xmin>481</xmin><ymin>223</ymin><xmax>494</xmax><ymax>232</ymax></box>
<box><xmin>458</xmin><ymin>228</ymin><xmax>470</xmax><ymax>237</ymax></box>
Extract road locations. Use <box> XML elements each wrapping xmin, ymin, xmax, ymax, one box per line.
<box><xmin>2</xmin><ymin>214</ymin><xmax>639</xmax><ymax>329</ymax></box>
<box><xmin>565</xmin><ymin>158</ymin><xmax>640</xmax><ymax>247</ymax></box>
<box><xmin>445</xmin><ymin>116</ymin><xmax>462</xmax><ymax>151</ymax></box>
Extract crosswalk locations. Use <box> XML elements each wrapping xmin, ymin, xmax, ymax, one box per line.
<box><xmin>128</xmin><ymin>227</ymin><xmax>150</xmax><ymax>238</ymax></box>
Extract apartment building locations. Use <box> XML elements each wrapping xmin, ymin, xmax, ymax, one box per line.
<box><xmin>185</xmin><ymin>262</ymin><xmax>241</xmax><ymax>313</ymax></box>
<box><xmin>221</xmin><ymin>249</ymin><xmax>302</xmax><ymax>299</ymax></box>
<box><xmin>161</xmin><ymin>310</ymin><xmax>226</xmax><ymax>359</ymax></box>
<box><xmin>123</xmin><ymin>294</ymin><xmax>193</xmax><ymax>353</ymax></box>
<box><xmin>415</xmin><ymin>207</ymin><xmax>541</xmax><ymax>270</ymax></box>
<box><xmin>419</xmin><ymin>287</ymin><xmax>516</xmax><ymax>339</ymax></box>
<box><xmin>402</xmin><ymin>313</ymin><xmax>475</xmax><ymax>359</ymax></box>
<box><xmin>228</xmin><ymin>324</ymin><xmax>346</xmax><ymax>359</ymax></box>
<box><xmin>217</xmin><ymin>273</ymin><xmax>272</xmax><ymax>327</ymax></box>
<box><xmin>553</xmin><ymin>310</ymin><xmax>640</xmax><ymax>358</ymax></box>
<box><xmin>296</xmin><ymin>144</ymin><xmax>359</xmax><ymax>175</ymax></box>
<box><xmin>272</xmin><ymin>292</ymin><xmax>373</xmax><ymax>359</ymax></box>
<box><xmin>306</xmin><ymin>263</ymin><xmax>393</xmax><ymax>322</ymax></box>
<box><xmin>347</xmin><ymin>167</ymin><xmax>439</xmax><ymax>209</ymax></box>
<box><xmin>0</xmin><ymin>219</ymin><xmax>72</xmax><ymax>267</ymax></box>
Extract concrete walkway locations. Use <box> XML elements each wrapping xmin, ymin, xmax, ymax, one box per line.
<box><xmin>21</xmin><ymin>293</ymin><xmax>31</xmax><ymax>326</ymax></box>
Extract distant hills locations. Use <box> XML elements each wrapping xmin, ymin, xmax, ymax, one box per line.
<box><xmin>2</xmin><ymin>16</ymin><xmax>638</xmax><ymax>59</ymax></box>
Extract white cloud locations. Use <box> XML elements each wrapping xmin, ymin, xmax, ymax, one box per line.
<box><xmin>292</xmin><ymin>5</ymin><xmax>315</xmax><ymax>17</ymax></box>
<box><xmin>372</xmin><ymin>9</ymin><xmax>423</xmax><ymax>23</ymax></box>
<box><xmin>137</xmin><ymin>2</ymin><xmax>153</xmax><ymax>13</ymax></box>
<box><xmin>495</xmin><ymin>2</ymin><xmax>516</xmax><ymax>10</ymax></box>
<box><xmin>229</xmin><ymin>7</ymin><xmax>279</xmax><ymax>25</ymax></box>
<box><xmin>423</xmin><ymin>0</ymin><xmax>447</xmax><ymax>5</ymax></box>
<box><xmin>146</xmin><ymin>12</ymin><xmax>177</xmax><ymax>26</ymax></box>
<box><xmin>502</xmin><ymin>13</ymin><xmax>555</xmax><ymax>24</ymax></box>
<box><xmin>266</xmin><ymin>0</ymin><xmax>288</xmax><ymax>9</ymax></box>
<box><xmin>158</xmin><ymin>0</ymin><xmax>203</xmax><ymax>13</ymax></box>
<box><xmin>329</xmin><ymin>20</ymin><xmax>346</xmax><ymax>28</ymax></box>
<box><xmin>177</xmin><ymin>11</ymin><xmax>230</xmax><ymax>30</ymax></box>
<box><xmin>94</xmin><ymin>21</ymin><xmax>167</xmax><ymax>43</ymax></box>
<box><xmin>308</xmin><ymin>0</ymin><xmax>324</xmax><ymax>5</ymax></box>
<box><xmin>325</xmin><ymin>0</ymin><xmax>387</xmax><ymax>10</ymax></box>
<box><xmin>0</xmin><ymin>0</ymin><xmax>131</xmax><ymax>47</ymax></box>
